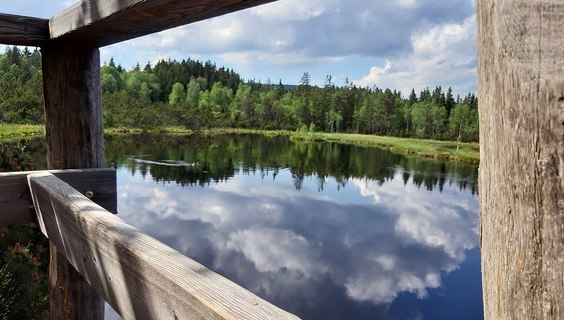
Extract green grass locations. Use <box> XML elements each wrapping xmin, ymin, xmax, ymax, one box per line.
<box><xmin>2</xmin><ymin>125</ymin><xmax>480</xmax><ymax>163</ymax></box>
<box><xmin>189</xmin><ymin>128</ymin><xmax>480</xmax><ymax>163</ymax></box>
<box><xmin>0</xmin><ymin>124</ymin><xmax>44</xmax><ymax>141</ymax></box>
<box><xmin>292</xmin><ymin>132</ymin><xmax>480</xmax><ymax>164</ymax></box>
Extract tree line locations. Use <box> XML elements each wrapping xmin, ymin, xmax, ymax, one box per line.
<box><xmin>0</xmin><ymin>46</ymin><xmax>479</xmax><ymax>142</ymax></box>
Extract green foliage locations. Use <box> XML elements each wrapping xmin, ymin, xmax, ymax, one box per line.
<box><xmin>101</xmin><ymin>77</ymin><xmax>479</xmax><ymax>141</ymax></box>
<box><xmin>411</xmin><ymin>102</ymin><xmax>432</xmax><ymax>138</ymax></box>
<box><xmin>308</xmin><ymin>122</ymin><xmax>316</xmax><ymax>133</ymax></box>
<box><xmin>169</xmin><ymin>82</ymin><xmax>186</xmax><ymax>105</ymax></box>
<box><xmin>0</xmin><ymin>48</ymin><xmax>479</xmax><ymax>142</ymax></box>
<box><xmin>186</xmin><ymin>79</ymin><xmax>202</xmax><ymax>107</ymax></box>
<box><xmin>449</xmin><ymin>102</ymin><xmax>479</xmax><ymax>142</ymax></box>
<box><xmin>0</xmin><ymin>47</ymin><xmax>44</xmax><ymax>124</ymax></box>
<box><xmin>0</xmin><ymin>142</ymin><xmax>49</xmax><ymax>320</ymax></box>
<box><xmin>0</xmin><ymin>226</ymin><xmax>49</xmax><ymax>319</ymax></box>
<box><xmin>209</xmin><ymin>82</ymin><xmax>233</xmax><ymax>113</ymax></box>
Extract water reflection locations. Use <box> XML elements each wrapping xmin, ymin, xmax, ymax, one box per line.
<box><xmin>105</xmin><ymin>134</ymin><xmax>481</xmax><ymax>320</ymax></box>
<box><xmin>3</xmin><ymin>135</ymin><xmax>481</xmax><ymax>319</ymax></box>
<box><xmin>105</xmin><ymin>134</ymin><xmax>478</xmax><ymax>195</ymax></box>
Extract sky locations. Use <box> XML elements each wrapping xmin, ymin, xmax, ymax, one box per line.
<box><xmin>1</xmin><ymin>0</ymin><xmax>477</xmax><ymax>96</ymax></box>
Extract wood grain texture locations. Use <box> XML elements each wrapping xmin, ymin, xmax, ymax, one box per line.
<box><xmin>49</xmin><ymin>0</ymin><xmax>278</xmax><ymax>47</ymax></box>
<box><xmin>28</xmin><ymin>172</ymin><xmax>300</xmax><ymax>320</ymax></box>
<box><xmin>42</xmin><ymin>43</ymin><xmax>104</xmax><ymax>170</ymax></box>
<box><xmin>0</xmin><ymin>169</ymin><xmax>116</xmax><ymax>227</ymax></box>
<box><xmin>0</xmin><ymin>13</ymin><xmax>48</xmax><ymax>46</ymax></box>
<box><xmin>477</xmin><ymin>1</ymin><xmax>564</xmax><ymax>319</ymax></box>
<box><xmin>42</xmin><ymin>42</ymin><xmax>105</xmax><ymax>319</ymax></box>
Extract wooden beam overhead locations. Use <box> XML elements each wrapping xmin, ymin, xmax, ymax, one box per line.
<box><xmin>0</xmin><ymin>13</ymin><xmax>49</xmax><ymax>46</ymax></box>
<box><xmin>50</xmin><ymin>0</ymin><xmax>278</xmax><ymax>47</ymax></box>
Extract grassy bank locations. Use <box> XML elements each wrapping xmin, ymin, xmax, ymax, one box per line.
<box><xmin>290</xmin><ymin>131</ymin><xmax>480</xmax><ymax>164</ymax></box>
<box><xmin>203</xmin><ymin>129</ymin><xmax>479</xmax><ymax>163</ymax></box>
<box><xmin>2</xmin><ymin>125</ymin><xmax>480</xmax><ymax>163</ymax></box>
<box><xmin>0</xmin><ymin>124</ymin><xmax>44</xmax><ymax>141</ymax></box>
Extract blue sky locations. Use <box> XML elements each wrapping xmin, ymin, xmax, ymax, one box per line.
<box><xmin>2</xmin><ymin>0</ymin><xmax>477</xmax><ymax>96</ymax></box>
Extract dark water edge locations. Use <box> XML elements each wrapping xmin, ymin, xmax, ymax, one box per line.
<box><xmin>3</xmin><ymin>134</ymin><xmax>483</xmax><ymax>320</ymax></box>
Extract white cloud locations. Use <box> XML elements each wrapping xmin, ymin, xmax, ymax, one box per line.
<box><xmin>250</xmin><ymin>0</ymin><xmax>333</xmax><ymax>21</ymax></box>
<box><xmin>227</xmin><ymin>228</ymin><xmax>323</xmax><ymax>274</ymax></box>
<box><xmin>353</xmin><ymin>178</ymin><xmax>383</xmax><ymax>203</ymax></box>
<box><xmin>375</xmin><ymin>255</ymin><xmax>396</xmax><ymax>271</ymax></box>
<box><xmin>345</xmin><ymin>270</ymin><xmax>441</xmax><ymax>303</ymax></box>
<box><xmin>1</xmin><ymin>0</ymin><xmax>477</xmax><ymax>92</ymax></box>
<box><xmin>354</xmin><ymin>61</ymin><xmax>392</xmax><ymax>90</ymax></box>
<box><xmin>398</xmin><ymin>0</ymin><xmax>418</xmax><ymax>9</ymax></box>
<box><xmin>102</xmin><ymin>0</ymin><xmax>475</xmax><ymax>83</ymax></box>
<box><xmin>354</xmin><ymin>15</ymin><xmax>477</xmax><ymax>95</ymax></box>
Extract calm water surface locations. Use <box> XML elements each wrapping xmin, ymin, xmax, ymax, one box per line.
<box><xmin>101</xmin><ymin>134</ymin><xmax>482</xmax><ymax>320</ymax></box>
<box><xmin>14</xmin><ymin>134</ymin><xmax>483</xmax><ymax>319</ymax></box>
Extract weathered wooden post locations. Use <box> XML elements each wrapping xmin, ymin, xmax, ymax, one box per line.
<box><xmin>41</xmin><ymin>41</ymin><xmax>104</xmax><ymax>319</ymax></box>
<box><xmin>477</xmin><ymin>0</ymin><xmax>563</xmax><ymax>319</ymax></box>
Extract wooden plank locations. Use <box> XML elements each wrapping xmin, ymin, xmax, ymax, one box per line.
<box><xmin>42</xmin><ymin>42</ymin><xmax>105</xmax><ymax>319</ymax></box>
<box><xmin>49</xmin><ymin>0</ymin><xmax>278</xmax><ymax>47</ymax></box>
<box><xmin>0</xmin><ymin>13</ymin><xmax>48</xmax><ymax>46</ymax></box>
<box><xmin>477</xmin><ymin>1</ymin><xmax>564</xmax><ymax>320</ymax></box>
<box><xmin>0</xmin><ymin>169</ymin><xmax>117</xmax><ymax>227</ymax></box>
<box><xmin>28</xmin><ymin>172</ymin><xmax>300</xmax><ymax>320</ymax></box>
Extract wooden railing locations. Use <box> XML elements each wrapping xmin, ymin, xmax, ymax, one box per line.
<box><xmin>1</xmin><ymin>170</ymin><xmax>299</xmax><ymax>319</ymax></box>
<box><xmin>0</xmin><ymin>169</ymin><xmax>116</xmax><ymax>226</ymax></box>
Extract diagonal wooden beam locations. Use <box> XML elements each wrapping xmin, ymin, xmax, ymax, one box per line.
<box><xmin>0</xmin><ymin>13</ymin><xmax>49</xmax><ymax>46</ymax></box>
<box><xmin>50</xmin><ymin>0</ymin><xmax>278</xmax><ymax>47</ymax></box>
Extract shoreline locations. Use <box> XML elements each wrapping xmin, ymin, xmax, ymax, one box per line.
<box><xmin>1</xmin><ymin>125</ymin><xmax>480</xmax><ymax>164</ymax></box>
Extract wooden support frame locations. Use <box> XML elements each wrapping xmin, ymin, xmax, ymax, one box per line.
<box><xmin>50</xmin><ymin>0</ymin><xmax>277</xmax><ymax>47</ymax></box>
<box><xmin>42</xmin><ymin>42</ymin><xmax>104</xmax><ymax>169</ymax></box>
<box><xmin>41</xmin><ymin>41</ymin><xmax>106</xmax><ymax>318</ymax></box>
<box><xmin>0</xmin><ymin>13</ymin><xmax>48</xmax><ymax>46</ymax></box>
<box><xmin>0</xmin><ymin>1</ymin><xmax>277</xmax><ymax>48</ymax></box>
<box><xmin>28</xmin><ymin>172</ymin><xmax>299</xmax><ymax>319</ymax></box>
<box><xmin>0</xmin><ymin>169</ymin><xmax>116</xmax><ymax>227</ymax></box>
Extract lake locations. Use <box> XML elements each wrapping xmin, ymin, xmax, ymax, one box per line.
<box><xmin>103</xmin><ymin>133</ymin><xmax>482</xmax><ymax>320</ymax></box>
<box><xmin>9</xmin><ymin>133</ymin><xmax>483</xmax><ymax>319</ymax></box>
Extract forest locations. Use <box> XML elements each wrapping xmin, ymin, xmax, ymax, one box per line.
<box><xmin>0</xmin><ymin>46</ymin><xmax>479</xmax><ymax>142</ymax></box>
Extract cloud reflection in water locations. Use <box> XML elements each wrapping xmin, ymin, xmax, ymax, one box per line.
<box><xmin>115</xmin><ymin>166</ymin><xmax>478</xmax><ymax>319</ymax></box>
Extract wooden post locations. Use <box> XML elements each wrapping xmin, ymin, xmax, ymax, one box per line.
<box><xmin>41</xmin><ymin>42</ymin><xmax>104</xmax><ymax>319</ymax></box>
<box><xmin>477</xmin><ymin>1</ymin><xmax>563</xmax><ymax>319</ymax></box>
